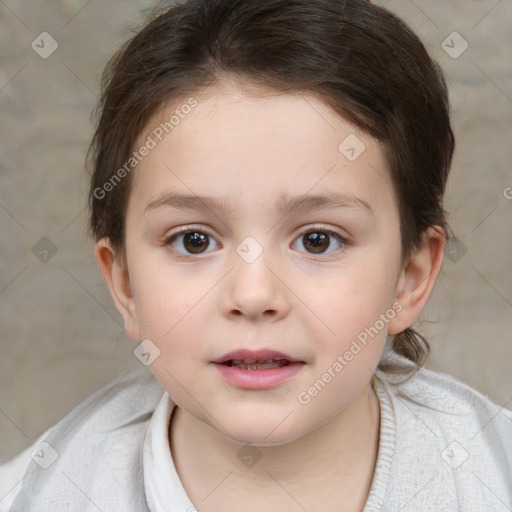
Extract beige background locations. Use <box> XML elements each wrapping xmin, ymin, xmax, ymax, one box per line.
<box><xmin>0</xmin><ymin>0</ymin><xmax>511</xmax><ymax>462</ymax></box>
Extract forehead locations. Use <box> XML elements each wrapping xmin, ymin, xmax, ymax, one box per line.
<box><xmin>128</xmin><ymin>81</ymin><xmax>396</xmax><ymax>220</ymax></box>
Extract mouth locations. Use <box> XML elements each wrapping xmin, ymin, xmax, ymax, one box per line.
<box><xmin>211</xmin><ymin>349</ymin><xmax>305</xmax><ymax>389</ymax></box>
<box><xmin>222</xmin><ymin>358</ymin><xmax>293</xmax><ymax>370</ymax></box>
<box><xmin>212</xmin><ymin>349</ymin><xmax>304</xmax><ymax>369</ymax></box>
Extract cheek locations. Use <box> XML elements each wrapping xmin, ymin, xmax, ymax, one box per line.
<box><xmin>302</xmin><ymin>259</ymin><xmax>398</xmax><ymax>336</ymax></box>
<box><xmin>127</xmin><ymin>250</ymin><xmax>202</xmax><ymax>339</ymax></box>
<box><xmin>294</xmin><ymin>259</ymin><xmax>399</xmax><ymax>393</ymax></box>
<box><xmin>130</xmin><ymin>263</ymin><xmax>210</xmax><ymax>394</ymax></box>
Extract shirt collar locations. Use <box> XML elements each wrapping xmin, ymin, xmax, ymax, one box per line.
<box><xmin>143</xmin><ymin>392</ymin><xmax>196</xmax><ymax>512</ymax></box>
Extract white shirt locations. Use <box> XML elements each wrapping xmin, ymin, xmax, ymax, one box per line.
<box><xmin>1</xmin><ymin>358</ymin><xmax>511</xmax><ymax>511</ymax></box>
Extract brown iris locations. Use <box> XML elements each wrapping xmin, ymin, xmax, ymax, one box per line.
<box><xmin>183</xmin><ymin>232</ymin><xmax>210</xmax><ymax>254</ymax></box>
<box><xmin>303</xmin><ymin>232</ymin><xmax>330</xmax><ymax>253</ymax></box>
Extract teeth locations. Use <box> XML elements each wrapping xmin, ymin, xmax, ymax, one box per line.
<box><xmin>229</xmin><ymin>358</ymin><xmax>288</xmax><ymax>364</ymax></box>
<box><xmin>228</xmin><ymin>359</ymin><xmax>290</xmax><ymax>370</ymax></box>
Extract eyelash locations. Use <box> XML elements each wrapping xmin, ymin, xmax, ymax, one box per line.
<box><xmin>163</xmin><ymin>225</ymin><xmax>348</xmax><ymax>257</ymax></box>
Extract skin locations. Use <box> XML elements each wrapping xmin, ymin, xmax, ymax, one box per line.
<box><xmin>96</xmin><ymin>79</ymin><xmax>445</xmax><ymax>511</ymax></box>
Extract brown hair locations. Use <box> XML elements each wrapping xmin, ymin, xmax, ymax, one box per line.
<box><xmin>88</xmin><ymin>0</ymin><xmax>454</xmax><ymax>371</ymax></box>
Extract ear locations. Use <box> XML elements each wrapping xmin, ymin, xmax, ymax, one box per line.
<box><xmin>388</xmin><ymin>226</ymin><xmax>445</xmax><ymax>335</ymax></box>
<box><xmin>94</xmin><ymin>238</ymin><xmax>141</xmax><ymax>342</ymax></box>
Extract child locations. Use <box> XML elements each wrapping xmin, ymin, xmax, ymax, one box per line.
<box><xmin>1</xmin><ymin>0</ymin><xmax>511</xmax><ymax>510</ymax></box>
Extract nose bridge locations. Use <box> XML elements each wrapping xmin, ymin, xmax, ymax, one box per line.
<box><xmin>223</xmin><ymin>238</ymin><xmax>289</xmax><ymax>320</ymax></box>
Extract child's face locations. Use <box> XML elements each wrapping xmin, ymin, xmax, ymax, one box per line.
<box><xmin>117</xmin><ymin>81</ymin><xmax>406</xmax><ymax>445</ymax></box>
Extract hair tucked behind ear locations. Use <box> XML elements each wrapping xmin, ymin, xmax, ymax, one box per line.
<box><xmin>378</xmin><ymin>327</ymin><xmax>430</xmax><ymax>379</ymax></box>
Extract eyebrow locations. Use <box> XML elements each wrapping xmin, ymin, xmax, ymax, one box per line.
<box><xmin>144</xmin><ymin>192</ymin><xmax>373</xmax><ymax>216</ymax></box>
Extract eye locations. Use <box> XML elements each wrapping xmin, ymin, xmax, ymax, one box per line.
<box><xmin>292</xmin><ymin>229</ymin><xmax>345</xmax><ymax>255</ymax></box>
<box><xmin>166</xmin><ymin>230</ymin><xmax>220</xmax><ymax>255</ymax></box>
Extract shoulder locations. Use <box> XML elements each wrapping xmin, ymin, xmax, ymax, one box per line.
<box><xmin>0</xmin><ymin>368</ymin><xmax>164</xmax><ymax>512</ymax></box>
<box><xmin>375</xmin><ymin>356</ymin><xmax>512</xmax><ymax>510</ymax></box>
<box><xmin>383</xmin><ymin>360</ymin><xmax>512</xmax><ymax>434</ymax></box>
<box><xmin>27</xmin><ymin>367</ymin><xmax>164</xmax><ymax>441</ymax></box>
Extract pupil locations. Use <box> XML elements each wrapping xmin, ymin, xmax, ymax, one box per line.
<box><xmin>304</xmin><ymin>232</ymin><xmax>330</xmax><ymax>253</ymax></box>
<box><xmin>184</xmin><ymin>232</ymin><xmax>209</xmax><ymax>253</ymax></box>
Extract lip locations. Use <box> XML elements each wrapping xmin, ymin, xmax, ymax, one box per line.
<box><xmin>211</xmin><ymin>349</ymin><xmax>305</xmax><ymax>390</ymax></box>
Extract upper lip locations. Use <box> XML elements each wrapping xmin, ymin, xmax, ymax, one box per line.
<box><xmin>212</xmin><ymin>349</ymin><xmax>304</xmax><ymax>364</ymax></box>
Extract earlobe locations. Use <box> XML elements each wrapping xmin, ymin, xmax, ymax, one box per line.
<box><xmin>388</xmin><ymin>227</ymin><xmax>446</xmax><ymax>335</ymax></box>
<box><xmin>94</xmin><ymin>238</ymin><xmax>141</xmax><ymax>341</ymax></box>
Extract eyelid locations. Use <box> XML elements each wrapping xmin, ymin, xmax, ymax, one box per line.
<box><xmin>163</xmin><ymin>225</ymin><xmax>218</xmax><ymax>243</ymax></box>
<box><xmin>163</xmin><ymin>224</ymin><xmax>347</xmax><ymax>241</ymax></box>
<box><xmin>296</xmin><ymin>224</ymin><xmax>348</xmax><ymax>242</ymax></box>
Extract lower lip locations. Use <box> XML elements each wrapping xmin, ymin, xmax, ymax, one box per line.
<box><xmin>212</xmin><ymin>362</ymin><xmax>305</xmax><ymax>389</ymax></box>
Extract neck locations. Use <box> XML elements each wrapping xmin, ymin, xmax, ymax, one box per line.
<box><xmin>170</xmin><ymin>382</ymin><xmax>380</xmax><ymax>511</ymax></box>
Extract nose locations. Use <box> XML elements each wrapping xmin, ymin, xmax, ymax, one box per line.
<box><xmin>222</xmin><ymin>253</ymin><xmax>291</xmax><ymax>322</ymax></box>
